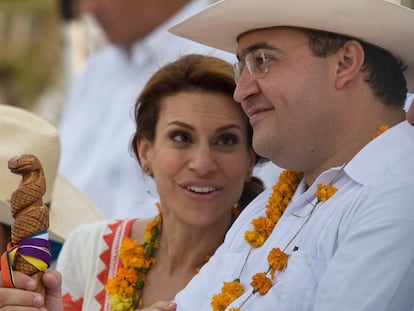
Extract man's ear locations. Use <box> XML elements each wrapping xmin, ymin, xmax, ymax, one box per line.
<box><xmin>334</xmin><ymin>40</ymin><xmax>365</xmax><ymax>89</ymax></box>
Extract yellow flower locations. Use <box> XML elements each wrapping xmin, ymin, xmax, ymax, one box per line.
<box><xmin>108</xmin><ymin>295</ymin><xmax>135</xmax><ymax>311</ymax></box>
<box><xmin>244</xmin><ymin>230</ymin><xmax>266</xmax><ymax>248</ymax></box>
<box><xmin>211</xmin><ymin>280</ymin><xmax>244</xmax><ymax>311</ymax></box>
<box><xmin>315</xmin><ymin>184</ymin><xmax>337</xmax><ymax>203</ymax></box>
<box><xmin>211</xmin><ymin>293</ymin><xmax>235</xmax><ymax>311</ymax></box>
<box><xmin>221</xmin><ymin>280</ymin><xmax>244</xmax><ymax>297</ymax></box>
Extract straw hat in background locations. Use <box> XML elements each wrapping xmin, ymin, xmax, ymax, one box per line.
<box><xmin>0</xmin><ymin>104</ymin><xmax>105</xmax><ymax>243</ymax></box>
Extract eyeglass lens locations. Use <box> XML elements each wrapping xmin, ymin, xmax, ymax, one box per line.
<box><xmin>233</xmin><ymin>49</ymin><xmax>269</xmax><ymax>83</ymax></box>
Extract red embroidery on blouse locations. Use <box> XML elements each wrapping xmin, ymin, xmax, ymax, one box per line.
<box><xmin>62</xmin><ymin>293</ymin><xmax>83</xmax><ymax>310</ymax></box>
<box><xmin>94</xmin><ymin>219</ymin><xmax>135</xmax><ymax>311</ymax></box>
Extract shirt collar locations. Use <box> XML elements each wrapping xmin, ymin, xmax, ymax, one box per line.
<box><xmin>345</xmin><ymin>120</ymin><xmax>414</xmax><ymax>185</ymax></box>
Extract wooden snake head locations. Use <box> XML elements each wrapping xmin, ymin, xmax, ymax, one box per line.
<box><xmin>8</xmin><ymin>154</ymin><xmax>44</xmax><ymax>180</ymax></box>
<box><xmin>7</xmin><ymin>154</ymin><xmax>47</xmax><ymax>219</ymax></box>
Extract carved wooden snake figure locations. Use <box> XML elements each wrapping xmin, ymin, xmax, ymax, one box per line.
<box><xmin>8</xmin><ymin>154</ymin><xmax>49</xmax><ymax>275</ymax></box>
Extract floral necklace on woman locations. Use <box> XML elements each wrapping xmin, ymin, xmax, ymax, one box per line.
<box><xmin>105</xmin><ymin>211</ymin><xmax>162</xmax><ymax>310</ymax></box>
<box><xmin>105</xmin><ymin>203</ymin><xmax>226</xmax><ymax>310</ymax></box>
<box><xmin>210</xmin><ymin>125</ymin><xmax>390</xmax><ymax>311</ymax></box>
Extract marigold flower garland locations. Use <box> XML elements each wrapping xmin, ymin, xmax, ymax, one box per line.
<box><xmin>211</xmin><ymin>125</ymin><xmax>389</xmax><ymax>311</ymax></box>
<box><xmin>105</xmin><ymin>212</ymin><xmax>162</xmax><ymax>310</ymax></box>
<box><xmin>210</xmin><ymin>172</ymin><xmax>339</xmax><ymax>311</ymax></box>
<box><xmin>211</xmin><ymin>170</ymin><xmax>305</xmax><ymax>311</ymax></box>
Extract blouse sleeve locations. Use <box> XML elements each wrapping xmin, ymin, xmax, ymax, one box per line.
<box><xmin>56</xmin><ymin>221</ymin><xmax>110</xmax><ymax>310</ymax></box>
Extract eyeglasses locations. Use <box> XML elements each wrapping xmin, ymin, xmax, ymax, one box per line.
<box><xmin>233</xmin><ymin>49</ymin><xmax>271</xmax><ymax>83</ymax></box>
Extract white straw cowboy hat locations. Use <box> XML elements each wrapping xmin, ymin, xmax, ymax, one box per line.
<box><xmin>170</xmin><ymin>0</ymin><xmax>414</xmax><ymax>92</ymax></box>
<box><xmin>0</xmin><ymin>104</ymin><xmax>105</xmax><ymax>243</ymax></box>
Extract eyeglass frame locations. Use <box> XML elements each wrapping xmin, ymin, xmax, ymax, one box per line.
<box><xmin>233</xmin><ymin>48</ymin><xmax>271</xmax><ymax>83</ymax></box>
<box><xmin>232</xmin><ymin>41</ymin><xmax>310</xmax><ymax>83</ymax></box>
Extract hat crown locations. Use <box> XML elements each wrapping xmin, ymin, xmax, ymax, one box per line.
<box><xmin>0</xmin><ymin>104</ymin><xmax>105</xmax><ymax>242</ymax></box>
<box><xmin>0</xmin><ymin>105</ymin><xmax>59</xmax><ymax>214</ymax></box>
<box><xmin>169</xmin><ymin>0</ymin><xmax>414</xmax><ymax>92</ymax></box>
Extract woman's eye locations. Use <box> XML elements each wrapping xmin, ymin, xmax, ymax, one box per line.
<box><xmin>217</xmin><ymin>134</ymin><xmax>238</xmax><ymax>145</ymax></box>
<box><xmin>171</xmin><ymin>131</ymin><xmax>191</xmax><ymax>143</ymax></box>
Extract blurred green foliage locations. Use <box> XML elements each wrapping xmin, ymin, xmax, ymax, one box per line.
<box><xmin>0</xmin><ymin>0</ymin><xmax>53</xmax><ymax>11</ymax></box>
<box><xmin>0</xmin><ymin>0</ymin><xmax>62</xmax><ymax>110</ymax></box>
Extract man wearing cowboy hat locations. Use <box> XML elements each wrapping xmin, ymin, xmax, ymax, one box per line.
<box><xmin>168</xmin><ymin>0</ymin><xmax>414</xmax><ymax>310</ymax></box>
<box><xmin>2</xmin><ymin>0</ymin><xmax>414</xmax><ymax>310</ymax></box>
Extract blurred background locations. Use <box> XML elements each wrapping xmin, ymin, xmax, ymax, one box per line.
<box><xmin>0</xmin><ymin>0</ymin><xmax>413</xmax><ymax>125</ymax></box>
<box><xmin>0</xmin><ymin>0</ymin><xmax>106</xmax><ymax>125</ymax></box>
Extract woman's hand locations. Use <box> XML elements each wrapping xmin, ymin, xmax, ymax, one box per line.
<box><xmin>0</xmin><ymin>270</ymin><xmax>62</xmax><ymax>310</ymax></box>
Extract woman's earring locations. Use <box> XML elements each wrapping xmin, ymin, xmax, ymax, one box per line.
<box><xmin>143</xmin><ymin>163</ymin><xmax>152</xmax><ymax>175</ymax></box>
<box><xmin>232</xmin><ymin>202</ymin><xmax>241</xmax><ymax>218</ymax></box>
<box><xmin>245</xmin><ymin>170</ymin><xmax>252</xmax><ymax>182</ymax></box>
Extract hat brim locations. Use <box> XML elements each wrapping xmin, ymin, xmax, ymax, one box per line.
<box><xmin>169</xmin><ymin>0</ymin><xmax>414</xmax><ymax>91</ymax></box>
<box><xmin>0</xmin><ymin>174</ymin><xmax>105</xmax><ymax>243</ymax></box>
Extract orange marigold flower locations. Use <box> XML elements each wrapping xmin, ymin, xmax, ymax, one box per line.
<box><xmin>267</xmin><ymin>248</ymin><xmax>289</xmax><ymax>279</ymax></box>
<box><xmin>281</xmin><ymin>170</ymin><xmax>303</xmax><ymax>187</ymax></box>
<box><xmin>281</xmin><ymin>195</ymin><xmax>292</xmax><ymax>206</ymax></box>
<box><xmin>143</xmin><ymin>230</ymin><xmax>152</xmax><ymax>244</ymax></box>
<box><xmin>211</xmin><ymin>293</ymin><xmax>234</xmax><ymax>311</ymax></box>
<box><xmin>250</xmin><ymin>272</ymin><xmax>273</xmax><ymax>295</ymax></box>
<box><xmin>316</xmin><ymin>184</ymin><xmax>337</xmax><ymax>203</ymax></box>
<box><xmin>265</xmin><ymin>207</ymin><xmax>282</xmax><ymax>224</ymax></box>
<box><xmin>120</xmin><ymin>238</ymin><xmax>151</xmax><ymax>269</ymax></box>
<box><xmin>251</xmin><ymin>217</ymin><xmax>274</xmax><ymax>235</ymax></box>
<box><xmin>244</xmin><ymin>230</ymin><xmax>266</xmax><ymax>248</ymax></box>
<box><xmin>276</xmin><ymin>182</ymin><xmax>290</xmax><ymax>196</ymax></box>
<box><xmin>245</xmin><ymin>216</ymin><xmax>274</xmax><ymax>248</ymax></box>
<box><xmin>105</xmin><ymin>267</ymin><xmax>138</xmax><ymax>296</ymax></box>
<box><xmin>144</xmin><ymin>213</ymin><xmax>162</xmax><ymax>244</ymax></box>
<box><xmin>211</xmin><ymin>281</ymin><xmax>244</xmax><ymax>311</ymax></box>
<box><xmin>119</xmin><ymin>237</ymin><xmax>144</xmax><ymax>266</ymax></box>
<box><xmin>372</xmin><ymin>125</ymin><xmax>389</xmax><ymax>139</ymax></box>
<box><xmin>222</xmin><ymin>280</ymin><xmax>244</xmax><ymax>296</ymax></box>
